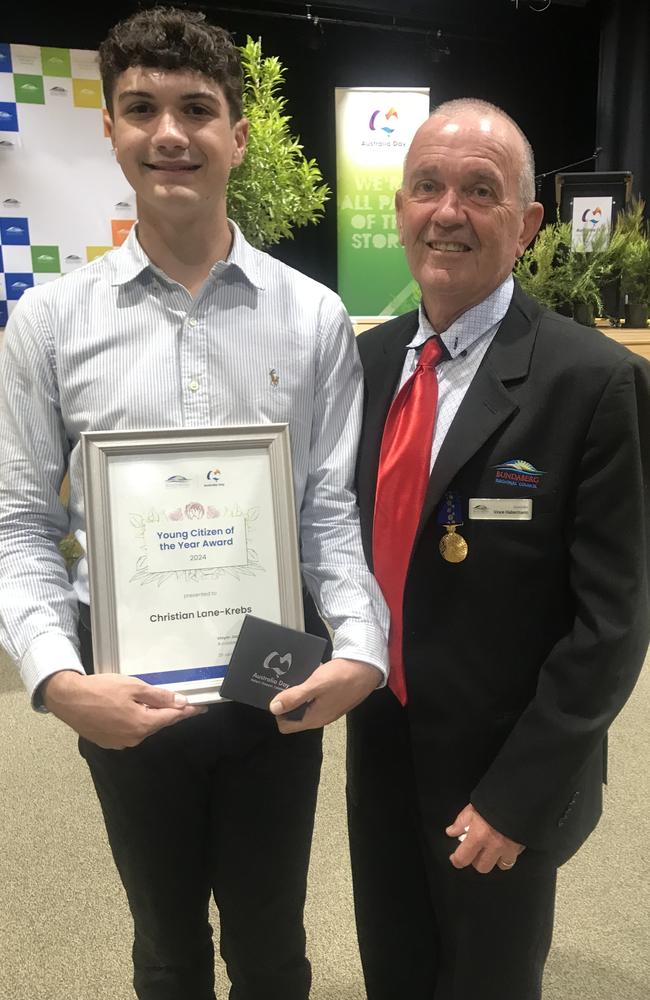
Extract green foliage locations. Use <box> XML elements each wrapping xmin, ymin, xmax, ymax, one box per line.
<box><xmin>616</xmin><ymin>197</ymin><xmax>650</xmax><ymax>304</ymax></box>
<box><xmin>59</xmin><ymin>533</ymin><xmax>83</xmax><ymax>568</ymax></box>
<box><xmin>227</xmin><ymin>37</ymin><xmax>330</xmax><ymax>249</ymax></box>
<box><xmin>620</xmin><ymin>237</ymin><xmax>650</xmax><ymax>303</ymax></box>
<box><xmin>615</xmin><ymin>194</ymin><xmax>645</xmax><ymax>238</ymax></box>
<box><xmin>515</xmin><ymin>218</ymin><xmax>572</xmax><ymax>310</ymax></box>
<box><xmin>563</xmin><ymin>225</ymin><xmax>626</xmax><ymax>314</ymax></box>
<box><xmin>515</xmin><ymin>213</ymin><xmax>627</xmax><ymax>319</ymax></box>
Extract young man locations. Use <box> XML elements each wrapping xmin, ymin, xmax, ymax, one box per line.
<box><xmin>334</xmin><ymin>99</ymin><xmax>650</xmax><ymax>1000</ymax></box>
<box><xmin>0</xmin><ymin>8</ymin><xmax>388</xmax><ymax>1000</ymax></box>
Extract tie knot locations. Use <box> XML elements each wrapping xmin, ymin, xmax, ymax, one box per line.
<box><xmin>417</xmin><ymin>336</ymin><xmax>443</xmax><ymax>370</ymax></box>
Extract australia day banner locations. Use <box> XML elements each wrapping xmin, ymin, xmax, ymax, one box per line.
<box><xmin>336</xmin><ymin>86</ymin><xmax>429</xmax><ymax>318</ymax></box>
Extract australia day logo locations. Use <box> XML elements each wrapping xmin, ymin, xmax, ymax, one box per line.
<box><xmin>362</xmin><ymin>105</ymin><xmax>404</xmax><ymax>150</ymax></box>
<box><xmin>493</xmin><ymin>459</ymin><xmax>546</xmax><ymax>489</ymax></box>
<box><xmin>368</xmin><ymin>106</ymin><xmax>398</xmax><ymax>136</ymax></box>
<box><xmin>263</xmin><ymin>650</ymin><xmax>292</xmax><ymax>677</ymax></box>
<box><xmin>581</xmin><ymin>206</ymin><xmax>603</xmax><ymax>227</ymax></box>
<box><xmin>204</xmin><ymin>468</ymin><xmax>225</xmax><ymax>487</ymax></box>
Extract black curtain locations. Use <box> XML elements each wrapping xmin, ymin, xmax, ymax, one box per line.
<box><xmin>597</xmin><ymin>0</ymin><xmax>650</xmax><ymax>203</ymax></box>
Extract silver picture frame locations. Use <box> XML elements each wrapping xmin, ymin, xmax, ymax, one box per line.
<box><xmin>81</xmin><ymin>425</ymin><xmax>303</xmax><ymax>703</ymax></box>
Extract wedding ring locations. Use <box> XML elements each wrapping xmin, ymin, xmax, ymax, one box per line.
<box><xmin>498</xmin><ymin>858</ymin><xmax>516</xmax><ymax>870</ymax></box>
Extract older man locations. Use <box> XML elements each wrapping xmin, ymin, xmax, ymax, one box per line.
<box><xmin>344</xmin><ymin>99</ymin><xmax>650</xmax><ymax>999</ymax></box>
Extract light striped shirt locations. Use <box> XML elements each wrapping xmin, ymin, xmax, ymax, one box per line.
<box><xmin>0</xmin><ymin>222</ymin><xmax>389</xmax><ymax>700</ymax></box>
<box><xmin>398</xmin><ymin>276</ymin><xmax>514</xmax><ymax>468</ymax></box>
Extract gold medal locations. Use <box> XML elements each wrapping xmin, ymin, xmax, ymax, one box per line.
<box><xmin>439</xmin><ymin>525</ymin><xmax>468</xmax><ymax>563</ymax></box>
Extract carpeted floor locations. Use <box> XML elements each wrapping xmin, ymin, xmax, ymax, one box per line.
<box><xmin>0</xmin><ymin>647</ymin><xmax>648</xmax><ymax>1000</ymax></box>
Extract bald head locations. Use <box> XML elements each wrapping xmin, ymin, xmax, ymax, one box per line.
<box><xmin>408</xmin><ymin>99</ymin><xmax>536</xmax><ymax>208</ymax></box>
<box><xmin>395</xmin><ymin>97</ymin><xmax>544</xmax><ymax>332</ymax></box>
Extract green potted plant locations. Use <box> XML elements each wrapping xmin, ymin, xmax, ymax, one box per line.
<box><xmin>227</xmin><ymin>37</ymin><xmax>330</xmax><ymax>249</ymax></box>
<box><xmin>615</xmin><ymin>198</ymin><xmax>650</xmax><ymax>328</ymax></box>
<box><xmin>515</xmin><ymin>218</ymin><xmax>572</xmax><ymax>312</ymax></box>
<box><xmin>620</xmin><ymin>236</ymin><xmax>650</xmax><ymax>327</ymax></box>
<box><xmin>563</xmin><ymin>224</ymin><xmax>619</xmax><ymax>327</ymax></box>
<box><xmin>516</xmin><ymin>217</ymin><xmax>626</xmax><ymax>327</ymax></box>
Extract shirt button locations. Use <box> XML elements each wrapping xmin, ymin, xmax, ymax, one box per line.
<box><xmin>188</xmin><ymin>317</ymin><xmax>198</xmax><ymax>327</ymax></box>
<box><xmin>189</xmin><ymin>379</ymin><xmax>200</xmax><ymax>392</ymax></box>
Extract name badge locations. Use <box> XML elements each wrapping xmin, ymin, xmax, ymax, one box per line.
<box><xmin>468</xmin><ymin>498</ymin><xmax>533</xmax><ymax>521</ymax></box>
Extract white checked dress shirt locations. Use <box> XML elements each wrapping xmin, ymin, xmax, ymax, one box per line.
<box><xmin>399</xmin><ymin>276</ymin><xmax>515</xmax><ymax>469</ymax></box>
<box><xmin>0</xmin><ymin>222</ymin><xmax>389</xmax><ymax>700</ymax></box>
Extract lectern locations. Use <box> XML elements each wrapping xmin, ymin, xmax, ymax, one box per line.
<box><xmin>556</xmin><ymin>171</ymin><xmax>633</xmax><ymax>321</ymax></box>
<box><xmin>555</xmin><ymin>171</ymin><xmax>633</xmax><ymax>226</ymax></box>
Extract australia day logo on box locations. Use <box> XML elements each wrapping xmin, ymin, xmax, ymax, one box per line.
<box><xmin>252</xmin><ymin>650</ymin><xmax>293</xmax><ymax>692</ymax></box>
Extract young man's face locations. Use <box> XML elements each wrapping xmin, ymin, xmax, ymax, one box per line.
<box><xmin>105</xmin><ymin>67</ymin><xmax>247</xmax><ymax>221</ymax></box>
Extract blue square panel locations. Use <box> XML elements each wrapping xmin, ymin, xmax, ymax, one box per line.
<box><xmin>5</xmin><ymin>272</ymin><xmax>34</xmax><ymax>299</ymax></box>
<box><xmin>0</xmin><ymin>101</ymin><xmax>18</xmax><ymax>131</ymax></box>
<box><xmin>0</xmin><ymin>45</ymin><xmax>12</xmax><ymax>74</ymax></box>
<box><xmin>0</xmin><ymin>246</ymin><xmax>3</xmax><ymax>272</ymax></box>
<box><xmin>0</xmin><ymin>217</ymin><xmax>30</xmax><ymax>244</ymax></box>
<box><xmin>0</xmin><ymin>300</ymin><xmax>8</xmax><ymax>328</ymax></box>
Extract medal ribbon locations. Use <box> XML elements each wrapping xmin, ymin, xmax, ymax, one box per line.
<box><xmin>437</xmin><ymin>491</ymin><xmax>463</xmax><ymax>527</ymax></box>
<box><xmin>372</xmin><ymin>337</ymin><xmax>443</xmax><ymax>706</ymax></box>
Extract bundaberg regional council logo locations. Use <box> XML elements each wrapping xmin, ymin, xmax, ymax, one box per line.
<box><xmin>493</xmin><ymin>459</ymin><xmax>546</xmax><ymax>489</ymax></box>
<box><xmin>165</xmin><ymin>474</ymin><xmax>191</xmax><ymax>488</ymax></box>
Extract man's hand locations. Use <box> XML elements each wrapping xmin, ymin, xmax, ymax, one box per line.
<box><xmin>269</xmin><ymin>658</ymin><xmax>381</xmax><ymax>733</ymax></box>
<box><xmin>446</xmin><ymin>803</ymin><xmax>525</xmax><ymax>874</ymax></box>
<box><xmin>41</xmin><ymin>670</ymin><xmax>207</xmax><ymax>750</ymax></box>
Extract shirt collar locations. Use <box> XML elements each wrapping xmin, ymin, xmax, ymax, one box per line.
<box><xmin>410</xmin><ymin>275</ymin><xmax>514</xmax><ymax>359</ymax></box>
<box><xmin>104</xmin><ymin>219</ymin><xmax>265</xmax><ymax>290</ymax></box>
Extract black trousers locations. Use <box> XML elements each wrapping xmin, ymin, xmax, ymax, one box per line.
<box><xmin>78</xmin><ymin>608</ymin><xmax>323</xmax><ymax>1000</ymax></box>
<box><xmin>346</xmin><ymin>688</ymin><xmax>556</xmax><ymax>1000</ymax></box>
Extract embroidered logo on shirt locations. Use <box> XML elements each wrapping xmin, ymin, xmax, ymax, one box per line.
<box><xmin>493</xmin><ymin>459</ymin><xmax>546</xmax><ymax>489</ymax></box>
<box><xmin>269</xmin><ymin>368</ymin><xmax>279</xmax><ymax>387</ymax></box>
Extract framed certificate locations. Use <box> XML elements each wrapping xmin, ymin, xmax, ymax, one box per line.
<box><xmin>81</xmin><ymin>425</ymin><xmax>304</xmax><ymax>704</ymax></box>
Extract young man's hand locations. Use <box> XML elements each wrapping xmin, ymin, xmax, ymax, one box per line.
<box><xmin>41</xmin><ymin>670</ymin><xmax>207</xmax><ymax>749</ymax></box>
<box><xmin>269</xmin><ymin>658</ymin><xmax>381</xmax><ymax>733</ymax></box>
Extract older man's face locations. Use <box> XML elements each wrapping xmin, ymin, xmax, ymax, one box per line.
<box><xmin>395</xmin><ymin>111</ymin><xmax>542</xmax><ymax>322</ymax></box>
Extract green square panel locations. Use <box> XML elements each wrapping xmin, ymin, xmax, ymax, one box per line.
<box><xmin>41</xmin><ymin>47</ymin><xmax>71</xmax><ymax>78</ymax></box>
<box><xmin>72</xmin><ymin>78</ymin><xmax>102</xmax><ymax>109</ymax></box>
<box><xmin>31</xmin><ymin>246</ymin><xmax>61</xmax><ymax>273</ymax></box>
<box><xmin>14</xmin><ymin>74</ymin><xmax>45</xmax><ymax>104</ymax></box>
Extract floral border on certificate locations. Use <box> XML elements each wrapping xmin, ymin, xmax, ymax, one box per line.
<box><xmin>128</xmin><ymin>503</ymin><xmax>265</xmax><ymax>587</ymax></box>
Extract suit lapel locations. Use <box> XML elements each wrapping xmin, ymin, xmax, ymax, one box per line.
<box><xmin>417</xmin><ymin>285</ymin><xmax>543</xmax><ymax>537</ymax></box>
<box><xmin>357</xmin><ymin>313</ymin><xmax>419</xmax><ymax>559</ymax></box>
<box><xmin>357</xmin><ymin>286</ymin><xmax>544</xmax><ymax>552</ymax></box>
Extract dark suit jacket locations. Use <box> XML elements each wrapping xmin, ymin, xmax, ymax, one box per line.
<box><xmin>353</xmin><ymin>282</ymin><xmax>650</xmax><ymax>865</ymax></box>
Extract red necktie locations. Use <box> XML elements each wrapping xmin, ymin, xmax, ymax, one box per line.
<box><xmin>372</xmin><ymin>336</ymin><xmax>443</xmax><ymax>705</ymax></box>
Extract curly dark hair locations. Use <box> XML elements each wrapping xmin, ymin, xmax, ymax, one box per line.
<box><xmin>99</xmin><ymin>6</ymin><xmax>243</xmax><ymax>122</ymax></box>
